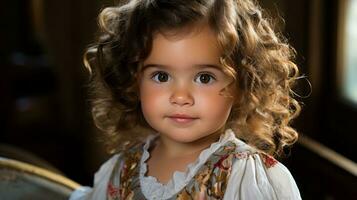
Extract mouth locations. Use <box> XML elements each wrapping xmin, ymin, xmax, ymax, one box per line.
<box><xmin>167</xmin><ymin>114</ymin><xmax>199</xmax><ymax>123</ymax></box>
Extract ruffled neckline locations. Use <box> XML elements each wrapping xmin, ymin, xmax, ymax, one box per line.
<box><xmin>139</xmin><ymin>129</ymin><xmax>243</xmax><ymax>199</ymax></box>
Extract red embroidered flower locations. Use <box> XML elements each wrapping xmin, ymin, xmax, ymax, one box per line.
<box><xmin>261</xmin><ymin>153</ymin><xmax>278</xmax><ymax>168</ymax></box>
<box><xmin>107</xmin><ymin>182</ymin><xmax>119</xmax><ymax>198</ymax></box>
<box><xmin>234</xmin><ymin>152</ymin><xmax>248</xmax><ymax>159</ymax></box>
<box><xmin>214</xmin><ymin>154</ymin><xmax>230</xmax><ymax>170</ymax></box>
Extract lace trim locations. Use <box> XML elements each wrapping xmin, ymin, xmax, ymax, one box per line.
<box><xmin>139</xmin><ymin>129</ymin><xmax>243</xmax><ymax>199</ymax></box>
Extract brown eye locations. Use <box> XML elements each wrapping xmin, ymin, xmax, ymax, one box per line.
<box><xmin>196</xmin><ymin>73</ymin><xmax>215</xmax><ymax>84</ymax></box>
<box><xmin>152</xmin><ymin>71</ymin><xmax>170</xmax><ymax>82</ymax></box>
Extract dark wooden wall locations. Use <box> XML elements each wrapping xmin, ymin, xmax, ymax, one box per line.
<box><xmin>0</xmin><ymin>0</ymin><xmax>108</xmax><ymax>184</ymax></box>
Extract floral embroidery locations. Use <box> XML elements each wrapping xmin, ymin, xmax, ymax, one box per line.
<box><xmin>234</xmin><ymin>152</ymin><xmax>249</xmax><ymax>159</ymax></box>
<box><xmin>107</xmin><ymin>140</ymin><xmax>275</xmax><ymax>200</ymax></box>
<box><xmin>214</xmin><ymin>155</ymin><xmax>230</xmax><ymax>170</ymax></box>
<box><xmin>107</xmin><ymin>182</ymin><xmax>119</xmax><ymax>198</ymax></box>
<box><xmin>107</xmin><ymin>145</ymin><xmax>143</xmax><ymax>200</ymax></box>
<box><xmin>259</xmin><ymin>153</ymin><xmax>278</xmax><ymax>168</ymax></box>
<box><xmin>175</xmin><ymin>142</ymin><xmax>238</xmax><ymax>200</ymax></box>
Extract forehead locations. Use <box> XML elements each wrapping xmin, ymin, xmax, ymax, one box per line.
<box><xmin>143</xmin><ymin>23</ymin><xmax>222</xmax><ymax>68</ymax></box>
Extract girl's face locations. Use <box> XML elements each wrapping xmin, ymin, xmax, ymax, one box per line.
<box><xmin>139</xmin><ymin>24</ymin><xmax>235</xmax><ymax>144</ymax></box>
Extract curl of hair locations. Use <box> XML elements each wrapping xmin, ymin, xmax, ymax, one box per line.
<box><xmin>84</xmin><ymin>0</ymin><xmax>302</xmax><ymax>156</ymax></box>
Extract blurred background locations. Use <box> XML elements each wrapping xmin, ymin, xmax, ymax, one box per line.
<box><xmin>0</xmin><ymin>0</ymin><xmax>356</xmax><ymax>199</ymax></box>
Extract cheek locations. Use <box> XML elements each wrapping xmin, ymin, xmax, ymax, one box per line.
<box><xmin>139</xmin><ymin>84</ymin><xmax>166</xmax><ymax>117</ymax></box>
<box><xmin>196</xmin><ymin>88</ymin><xmax>233</xmax><ymax>119</ymax></box>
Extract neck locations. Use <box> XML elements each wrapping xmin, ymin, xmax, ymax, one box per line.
<box><xmin>155</xmin><ymin>130</ymin><xmax>224</xmax><ymax>159</ymax></box>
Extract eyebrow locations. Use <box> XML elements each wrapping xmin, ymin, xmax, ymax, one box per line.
<box><xmin>141</xmin><ymin>64</ymin><xmax>222</xmax><ymax>71</ymax></box>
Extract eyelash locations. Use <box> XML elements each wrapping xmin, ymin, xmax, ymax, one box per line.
<box><xmin>150</xmin><ymin>71</ymin><xmax>217</xmax><ymax>84</ymax></box>
<box><xmin>151</xmin><ymin>71</ymin><xmax>171</xmax><ymax>82</ymax></box>
<box><xmin>195</xmin><ymin>72</ymin><xmax>216</xmax><ymax>84</ymax></box>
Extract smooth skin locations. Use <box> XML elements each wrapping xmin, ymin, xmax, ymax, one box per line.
<box><xmin>139</xmin><ymin>23</ymin><xmax>235</xmax><ymax>184</ymax></box>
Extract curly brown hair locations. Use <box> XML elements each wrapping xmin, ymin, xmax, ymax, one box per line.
<box><xmin>84</xmin><ymin>0</ymin><xmax>301</xmax><ymax>157</ymax></box>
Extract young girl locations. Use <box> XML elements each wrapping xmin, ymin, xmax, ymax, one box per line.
<box><xmin>71</xmin><ymin>0</ymin><xmax>302</xmax><ymax>199</ymax></box>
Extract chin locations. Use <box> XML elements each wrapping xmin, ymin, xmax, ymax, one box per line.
<box><xmin>165</xmin><ymin>130</ymin><xmax>209</xmax><ymax>143</ymax></box>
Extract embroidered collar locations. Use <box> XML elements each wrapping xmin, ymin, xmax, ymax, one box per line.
<box><xmin>139</xmin><ymin>129</ymin><xmax>250</xmax><ymax>199</ymax></box>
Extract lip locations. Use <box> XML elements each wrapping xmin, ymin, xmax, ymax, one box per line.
<box><xmin>167</xmin><ymin>114</ymin><xmax>198</xmax><ymax>123</ymax></box>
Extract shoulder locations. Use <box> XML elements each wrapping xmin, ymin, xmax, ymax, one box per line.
<box><xmin>223</xmin><ymin>139</ymin><xmax>301</xmax><ymax>200</ymax></box>
<box><xmin>256</xmin><ymin>153</ymin><xmax>301</xmax><ymax>199</ymax></box>
<box><xmin>69</xmin><ymin>153</ymin><xmax>122</xmax><ymax>200</ymax></box>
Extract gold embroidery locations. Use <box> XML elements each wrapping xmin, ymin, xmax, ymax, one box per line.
<box><xmin>108</xmin><ymin>146</ymin><xmax>142</xmax><ymax>200</ymax></box>
<box><xmin>108</xmin><ymin>141</ymin><xmax>263</xmax><ymax>200</ymax></box>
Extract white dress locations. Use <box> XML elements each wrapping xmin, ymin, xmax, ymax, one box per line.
<box><xmin>69</xmin><ymin>129</ymin><xmax>301</xmax><ymax>200</ymax></box>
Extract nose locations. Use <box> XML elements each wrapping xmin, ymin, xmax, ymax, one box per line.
<box><xmin>170</xmin><ymin>85</ymin><xmax>194</xmax><ymax>106</ymax></box>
